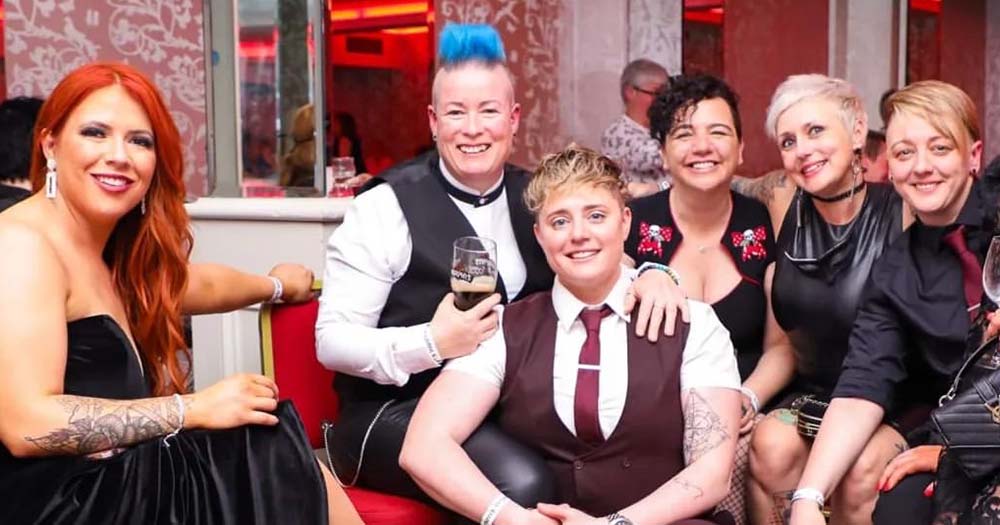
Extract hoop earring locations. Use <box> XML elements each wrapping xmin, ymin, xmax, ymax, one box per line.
<box><xmin>432</xmin><ymin>134</ymin><xmax>437</xmax><ymax>141</ymax></box>
<box><xmin>850</xmin><ymin>149</ymin><xmax>862</xmax><ymax>200</ymax></box>
<box><xmin>140</xmin><ymin>195</ymin><xmax>147</xmax><ymax>215</ymax></box>
<box><xmin>45</xmin><ymin>158</ymin><xmax>57</xmax><ymax>199</ymax></box>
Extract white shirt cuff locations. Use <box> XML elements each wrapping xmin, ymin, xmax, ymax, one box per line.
<box><xmin>393</xmin><ymin>324</ymin><xmax>443</xmax><ymax>374</ymax></box>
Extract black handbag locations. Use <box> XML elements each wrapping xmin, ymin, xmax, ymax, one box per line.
<box><xmin>931</xmin><ymin>334</ymin><xmax>1000</xmax><ymax>481</ymax></box>
<box><xmin>791</xmin><ymin>395</ymin><xmax>829</xmax><ymax>438</ymax></box>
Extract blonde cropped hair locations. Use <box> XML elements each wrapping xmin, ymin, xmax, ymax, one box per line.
<box><xmin>524</xmin><ymin>144</ymin><xmax>626</xmax><ymax>217</ymax></box>
<box><xmin>884</xmin><ymin>80</ymin><xmax>980</xmax><ymax>152</ymax></box>
<box><xmin>765</xmin><ymin>74</ymin><xmax>867</xmax><ymax>141</ymax></box>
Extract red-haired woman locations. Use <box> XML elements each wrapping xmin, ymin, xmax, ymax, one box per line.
<box><xmin>0</xmin><ymin>63</ymin><xmax>362</xmax><ymax>525</ymax></box>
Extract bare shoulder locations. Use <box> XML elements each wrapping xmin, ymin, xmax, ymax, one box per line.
<box><xmin>732</xmin><ymin>170</ymin><xmax>795</xmax><ymax>229</ymax></box>
<box><xmin>0</xmin><ymin>217</ymin><xmax>67</xmax><ymax>291</ymax></box>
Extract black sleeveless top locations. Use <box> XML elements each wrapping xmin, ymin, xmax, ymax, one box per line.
<box><xmin>772</xmin><ymin>184</ymin><xmax>904</xmax><ymax>395</ymax></box>
<box><xmin>625</xmin><ymin>190</ymin><xmax>775</xmax><ymax>379</ymax></box>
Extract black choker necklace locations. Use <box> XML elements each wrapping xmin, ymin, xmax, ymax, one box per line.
<box><xmin>806</xmin><ymin>181</ymin><xmax>866</xmax><ymax>203</ymax></box>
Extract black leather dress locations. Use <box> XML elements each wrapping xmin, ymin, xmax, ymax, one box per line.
<box><xmin>772</xmin><ymin>184</ymin><xmax>904</xmax><ymax>397</ymax></box>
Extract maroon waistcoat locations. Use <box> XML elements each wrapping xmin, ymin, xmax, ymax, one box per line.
<box><xmin>498</xmin><ymin>291</ymin><xmax>689</xmax><ymax>517</ymax></box>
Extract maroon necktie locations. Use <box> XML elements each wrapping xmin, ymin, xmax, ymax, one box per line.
<box><xmin>943</xmin><ymin>225</ymin><xmax>983</xmax><ymax>321</ymax></box>
<box><xmin>574</xmin><ymin>305</ymin><xmax>612</xmax><ymax>446</ymax></box>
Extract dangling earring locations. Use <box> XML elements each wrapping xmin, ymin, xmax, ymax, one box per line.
<box><xmin>45</xmin><ymin>158</ymin><xmax>57</xmax><ymax>199</ymax></box>
<box><xmin>140</xmin><ymin>195</ymin><xmax>147</xmax><ymax>215</ymax></box>
<box><xmin>432</xmin><ymin>133</ymin><xmax>437</xmax><ymax>141</ymax></box>
<box><xmin>850</xmin><ymin>148</ymin><xmax>862</xmax><ymax>200</ymax></box>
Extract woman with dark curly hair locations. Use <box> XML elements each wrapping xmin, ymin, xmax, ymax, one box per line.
<box><xmin>624</xmin><ymin>74</ymin><xmax>795</xmax><ymax>525</ymax></box>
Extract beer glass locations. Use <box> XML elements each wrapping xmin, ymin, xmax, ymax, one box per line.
<box><xmin>451</xmin><ymin>236</ymin><xmax>498</xmax><ymax>310</ymax></box>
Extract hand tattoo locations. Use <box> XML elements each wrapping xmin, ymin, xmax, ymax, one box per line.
<box><xmin>25</xmin><ymin>395</ymin><xmax>184</xmax><ymax>455</ymax></box>
<box><xmin>683</xmin><ymin>390</ymin><xmax>731</xmax><ymax>464</ymax></box>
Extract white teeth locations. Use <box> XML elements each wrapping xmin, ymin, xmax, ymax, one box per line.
<box><xmin>691</xmin><ymin>161</ymin><xmax>716</xmax><ymax>170</ymax></box>
<box><xmin>96</xmin><ymin>176</ymin><xmax>127</xmax><ymax>187</ymax></box>
<box><xmin>458</xmin><ymin>145</ymin><xmax>489</xmax><ymax>154</ymax></box>
<box><xmin>914</xmin><ymin>183</ymin><xmax>938</xmax><ymax>191</ymax></box>
<box><xmin>569</xmin><ymin>251</ymin><xmax>597</xmax><ymax>259</ymax></box>
<box><xmin>802</xmin><ymin>161</ymin><xmax>826</xmax><ymax>175</ymax></box>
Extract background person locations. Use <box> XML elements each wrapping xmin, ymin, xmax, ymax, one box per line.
<box><xmin>0</xmin><ymin>62</ymin><xmax>361</xmax><ymax>525</ymax></box>
<box><xmin>601</xmin><ymin>58</ymin><xmax>671</xmax><ymax>198</ymax></box>
<box><xmin>401</xmin><ymin>145</ymin><xmax>741</xmax><ymax>525</ymax></box>
<box><xmin>0</xmin><ymin>96</ymin><xmax>44</xmax><ymax>212</ymax></box>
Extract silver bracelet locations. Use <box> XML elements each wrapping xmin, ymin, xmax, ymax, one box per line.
<box><xmin>480</xmin><ymin>494</ymin><xmax>510</xmax><ymax>525</ymax></box>
<box><xmin>162</xmin><ymin>393</ymin><xmax>185</xmax><ymax>448</ymax></box>
<box><xmin>740</xmin><ymin>386</ymin><xmax>761</xmax><ymax>414</ymax></box>
<box><xmin>423</xmin><ymin>324</ymin><xmax>443</xmax><ymax>366</ymax></box>
<box><xmin>791</xmin><ymin>487</ymin><xmax>825</xmax><ymax>508</ymax></box>
<box><xmin>266</xmin><ymin>276</ymin><xmax>283</xmax><ymax>303</ymax></box>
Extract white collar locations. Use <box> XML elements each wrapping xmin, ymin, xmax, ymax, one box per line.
<box><xmin>438</xmin><ymin>158</ymin><xmax>504</xmax><ymax>197</ymax></box>
<box><xmin>551</xmin><ymin>265</ymin><xmax>634</xmax><ymax>330</ymax></box>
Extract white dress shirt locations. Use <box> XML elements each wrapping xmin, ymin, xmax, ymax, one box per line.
<box><xmin>447</xmin><ymin>266</ymin><xmax>740</xmax><ymax>439</ymax></box>
<box><xmin>316</xmin><ymin>160</ymin><xmax>527</xmax><ymax>386</ymax></box>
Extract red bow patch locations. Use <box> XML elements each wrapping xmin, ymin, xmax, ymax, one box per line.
<box><xmin>637</xmin><ymin>222</ymin><xmax>673</xmax><ymax>259</ymax></box>
<box><xmin>730</xmin><ymin>226</ymin><xmax>768</xmax><ymax>261</ymax></box>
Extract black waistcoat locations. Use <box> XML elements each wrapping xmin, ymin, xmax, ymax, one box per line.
<box><xmin>335</xmin><ymin>151</ymin><xmax>554</xmax><ymax>404</ymax></box>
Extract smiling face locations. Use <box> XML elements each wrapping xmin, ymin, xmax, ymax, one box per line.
<box><xmin>534</xmin><ymin>183</ymin><xmax>631</xmax><ymax>303</ymax></box>
<box><xmin>429</xmin><ymin>63</ymin><xmax>520</xmax><ymax>189</ymax></box>
<box><xmin>775</xmin><ymin>97</ymin><xmax>864</xmax><ymax>196</ymax></box>
<box><xmin>663</xmin><ymin>97</ymin><xmax>743</xmax><ymax>192</ymax></box>
<box><xmin>886</xmin><ymin>111</ymin><xmax>981</xmax><ymax>226</ymax></box>
<box><xmin>42</xmin><ymin>84</ymin><xmax>155</xmax><ymax>223</ymax></box>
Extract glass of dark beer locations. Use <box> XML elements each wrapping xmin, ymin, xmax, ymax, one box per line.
<box><xmin>450</xmin><ymin>236</ymin><xmax>498</xmax><ymax>311</ymax></box>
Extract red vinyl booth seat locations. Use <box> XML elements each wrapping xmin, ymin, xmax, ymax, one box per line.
<box><xmin>260</xmin><ymin>294</ymin><xmax>448</xmax><ymax>525</ymax></box>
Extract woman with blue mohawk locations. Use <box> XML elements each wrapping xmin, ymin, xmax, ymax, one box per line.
<box><xmin>317</xmin><ymin>22</ymin><xmax>687</xmax><ymax>519</ymax></box>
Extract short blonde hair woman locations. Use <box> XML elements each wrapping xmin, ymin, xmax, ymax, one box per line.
<box><xmin>746</xmin><ymin>74</ymin><xmax>912</xmax><ymax>524</ymax></box>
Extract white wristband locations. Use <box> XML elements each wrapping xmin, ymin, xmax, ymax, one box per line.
<box><xmin>480</xmin><ymin>494</ymin><xmax>509</xmax><ymax>525</ymax></box>
<box><xmin>740</xmin><ymin>386</ymin><xmax>760</xmax><ymax>414</ymax></box>
<box><xmin>423</xmin><ymin>324</ymin><xmax>443</xmax><ymax>366</ymax></box>
<box><xmin>791</xmin><ymin>487</ymin><xmax>825</xmax><ymax>508</ymax></box>
<box><xmin>267</xmin><ymin>276</ymin><xmax>283</xmax><ymax>303</ymax></box>
<box><xmin>162</xmin><ymin>393</ymin><xmax>185</xmax><ymax>448</ymax></box>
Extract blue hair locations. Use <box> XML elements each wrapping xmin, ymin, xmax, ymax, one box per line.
<box><xmin>438</xmin><ymin>23</ymin><xmax>506</xmax><ymax>67</ymax></box>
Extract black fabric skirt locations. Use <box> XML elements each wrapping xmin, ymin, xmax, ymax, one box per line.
<box><xmin>0</xmin><ymin>401</ymin><xmax>327</xmax><ymax>525</ymax></box>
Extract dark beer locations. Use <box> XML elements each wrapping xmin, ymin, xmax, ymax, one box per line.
<box><xmin>451</xmin><ymin>277</ymin><xmax>497</xmax><ymax>311</ymax></box>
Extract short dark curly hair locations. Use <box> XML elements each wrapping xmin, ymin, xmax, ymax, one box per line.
<box><xmin>648</xmin><ymin>74</ymin><xmax>741</xmax><ymax>146</ymax></box>
<box><xmin>0</xmin><ymin>97</ymin><xmax>44</xmax><ymax>183</ymax></box>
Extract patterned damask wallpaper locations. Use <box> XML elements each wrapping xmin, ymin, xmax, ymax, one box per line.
<box><xmin>4</xmin><ymin>0</ymin><xmax>208</xmax><ymax>195</ymax></box>
<box><xmin>985</xmin><ymin>2</ymin><xmax>1000</xmax><ymax>161</ymax></box>
<box><xmin>436</xmin><ymin>0</ymin><xmax>562</xmax><ymax>168</ymax></box>
<box><xmin>628</xmin><ymin>0</ymin><xmax>681</xmax><ymax>76</ymax></box>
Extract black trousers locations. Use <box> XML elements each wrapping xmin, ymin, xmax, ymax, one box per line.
<box><xmin>326</xmin><ymin>398</ymin><xmax>556</xmax><ymax>509</ymax></box>
<box><xmin>872</xmin><ymin>472</ymin><xmax>934</xmax><ymax>525</ymax></box>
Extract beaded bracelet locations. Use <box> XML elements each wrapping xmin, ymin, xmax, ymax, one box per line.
<box><xmin>740</xmin><ymin>386</ymin><xmax>761</xmax><ymax>414</ymax></box>
<box><xmin>480</xmin><ymin>494</ymin><xmax>510</xmax><ymax>525</ymax></box>
<box><xmin>636</xmin><ymin>261</ymin><xmax>681</xmax><ymax>286</ymax></box>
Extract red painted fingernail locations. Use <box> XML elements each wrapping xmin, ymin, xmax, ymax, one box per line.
<box><xmin>923</xmin><ymin>484</ymin><xmax>934</xmax><ymax>497</ymax></box>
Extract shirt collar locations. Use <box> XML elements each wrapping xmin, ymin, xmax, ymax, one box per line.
<box><xmin>551</xmin><ymin>265</ymin><xmax>633</xmax><ymax>330</ymax></box>
<box><xmin>438</xmin><ymin>159</ymin><xmax>505</xmax><ymax>207</ymax></box>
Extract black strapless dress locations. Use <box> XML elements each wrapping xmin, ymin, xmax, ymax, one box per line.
<box><xmin>772</xmin><ymin>185</ymin><xmax>903</xmax><ymax>396</ymax></box>
<box><xmin>0</xmin><ymin>315</ymin><xmax>327</xmax><ymax>524</ymax></box>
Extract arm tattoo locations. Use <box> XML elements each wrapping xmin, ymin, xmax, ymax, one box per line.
<box><xmin>769</xmin><ymin>490</ymin><xmax>793</xmax><ymax>525</ymax></box>
<box><xmin>24</xmin><ymin>395</ymin><xmax>185</xmax><ymax>455</ymax></box>
<box><xmin>667</xmin><ymin>477</ymin><xmax>704</xmax><ymax>499</ymax></box>
<box><xmin>731</xmin><ymin>171</ymin><xmax>787</xmax><ymax>204</ymax></box>
<box><xmin>683</xmin><ymin>390</ymin><xmax>731</xmax><ymax>464</ymax></box>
